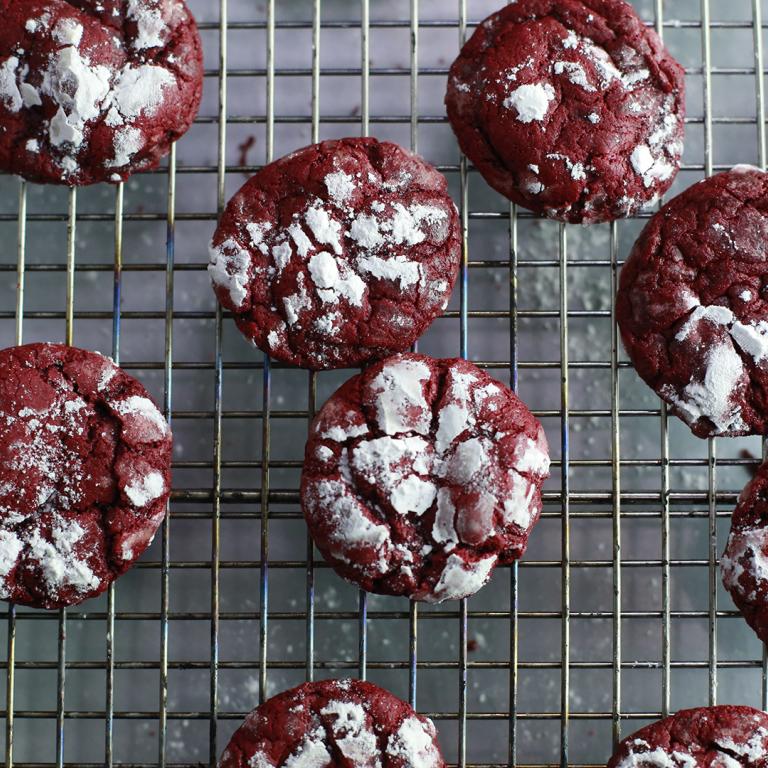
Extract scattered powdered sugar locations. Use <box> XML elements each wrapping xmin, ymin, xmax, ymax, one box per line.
<box><xmin>208</xmin><ymin>239</ymin><xmax>252</xmax><ymax>309</ymax></box>
<box><xmin>308</xmin><ymin>251</ymin><xmax>366</xmax><ymax>307</ymax></box>
<box><xmin>320</xmin><ymin>700</ymin><xmax>380</xmax><ymax>768</ymax></box>
<box><xmin>553</xmin><ymin>60</ymin><xmax>595</xmax><ymax>91</ymax></box>
<box><xmin>675</xmin><ymin>342</ymin><xmax>745</xmax><ymax>433</ymax></box>
<box><xmin>587</xmin><ymin>112</ymin><xmax>600</xmax><ymax>123</ymax></box>
<box><xmin>614</xmin><ymin>744</ymin><xmax>699</xmax><ymax>768</ymax></box>
<box><xmin>715</xmin><ymin>727</ymin><xmax>768</xmax><ymax>762</ymax></box>
<box><xmin>722</xmin><ymin>526</ymin><xmax>768</xmax><ymax>596</ymax></box>
<box><xmin>370</xmin><ymin>359</ymin><xmax>432</xmax><ymax>436</ymax></box>
<box><xmin>283</xmin><ymin>273</ymin><xmax>312</xmax><ymax>326</ymax></box>
<box><xmin>126</xmin><ymin>0</ymin><xmax>168</xmax><ymax>50</ymax></box>
<box><xmin>428</xmin><ymin>552</ymin><xmax>498</xmax><ymax>602</ymax></box>
<box><xmin>107</xmin><ymin>125</ymin><xmax>144</xmax><ymax>168</ymax></box>
<box><xmin>247</xmin><ymin>752</ymin><xmax>274</xmax><ymax>768</ymax></box>
<box><xmin>305</xmin><ymin>204</ymin><xmax>343</xmax><ymax>256</ymax></box>
<box><xmin>546</xmin><ymin>153</ymin><xmax>587</xmax><ymax>181</ymax></box>
<box><xmin>282</xmin><ymin>728</ymin><xmax>332</xmax><ymax>768</ymax></box>
<box><xmin>26</xmin><ymin>518</ymin><xmax>100</xmax><ymax>598</ymax></box>
<box><xmin>357</xmin><ymin>254</ymin><xmax>421</xmax><ymax>288</ymax></box>
<box><xmin>0</xmin><ymin>530</ymin><xmax>23</xmax><ymax>594</ymax></box>
<box><xmin>324</xmin><ymin>170</ymin><xmax>356</xmax><ymax>206</ymax></box>
<box><xmin>386</xmin><ymin>716</ymin><xmax>441</xmax><ymax>768</ymax></box>
<box><xmin>503</xmin><ymin>82</ymin><xmax>555</xmax><ymax>123</ymax></box>
<box><xmin>0</xmin><ymin>57</ymin><xmax>23</xmax><ymax>113</ymax></box>
<box><xmin>432</xmin><ymin>489</ymin><xmax>459</xmax><ymax>551</ymax></box>
<box><xmin>630</xmin><ymin>144</ymin><xmax>675</xmax><ymax>188</ymax></box>
<box><xmin>124</xmin><ymin>470</ymin><xmax>165</xmax><ymax>508</ymax></box>
<box><xmin>112</xmin><ymin>395</ymin><xmax>169</xmax><ymax>441</ymax></box>
<box><xmin>52</xmin><ymin>18</ymin><xmax>83</xmax><ymax>46</ymax></box>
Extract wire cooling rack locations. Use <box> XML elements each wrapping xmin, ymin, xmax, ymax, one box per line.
<box><xmin>2</xmin><ymin>0</ymin><xmax>768</xmax><ymax>766</ymax></box>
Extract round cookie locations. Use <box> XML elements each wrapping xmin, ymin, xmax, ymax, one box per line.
<box><xmin>607</xmin><ymin>705</ymin><xmax>768</xmax><ymax>768</ymax></box>
<box><xmin>617</xmin><ymin>167</ymin><xmax>768</xmax><ymax>438</ymax></box>
<box><xmin>722</xmin><ymin>460</ymin><xmax>768</xmax><ymax>644</ymax></box>
<box><xmin>0</xmin><ymin>0</ymin><xmax>203</xmax><ymax>185</ymax></box>
<box><xmin>300</xmin><ymin>353</ymin><xmax>550</xmax><ymax>603</ymax></box>
<box><xmin>445</xmin><ymin>0</ymin><xmax>685</xmax><ymax>224</ymax></box>
<box><xmin>208</xmin><ymin>138</ymin><xmax>461</xmax><ymax>370</ymax></box>
<box><xmin>0</xmin><ymin>343</ymin><xmax>172</xmax><ymax>609</ymax></box>
<box><xmin>218</xmin><ymin>679</ymin><xmax>444</xmax><ymax>768</ymax></box>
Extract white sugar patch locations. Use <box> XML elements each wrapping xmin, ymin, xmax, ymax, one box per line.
<box><xmin>41</xmin><ymin>47</ymin><xmax>111</xmax><ymax>149</ymax></box>
<box><xmin>124</xmin><ymin>470</ymin><xmax>165</xmax><ymax>508</ymax></box>
<box><xmin>386</xmin><ymin>716</ymin><xmax>441</xmax><ymax>768</ymax></box>
<box><xmin>26</xmin><ymin>519</ymin><xmax>99</xmax><ymax>598</ymax></box>
<box><xmin>722</xmin><ymin>526</ymin><xmax>768</xmax><ymax>595</ymax></box>
<box><xmin>320</xmin><ymin>700</ymin><xmax>380</xmax><ymax>768</ymax></box>
<box><xmin>435</xmin><ymin>402</ymin><xmax>471</xmax><ymax>454</ymax></box>
<box><xmin>512</xmin><ymin>435</ymin><xmax>550</xmax><ymax>477</ymax></box>
<box><xmin>52</xmin><ymin>18</ymin><xmax>83</xmax><ymax>46</ymax></box>
<box><xmin>429</xmin><ymin>553</ymin><xmax>497</xmax><ymax>602</ymax></box>
<box><xmin>503</xmin><ymin>82</ymin><xmax>555</xmax><ymax>123</ymax></box>
<box><xmin>357</xmin><ymin>254</ymin><xmax>420</xmax><ymax>288</ymax></box>
<box><xmin>503</xmin><ymin>470</ymin><xmax>536</xmax><ymax>530</ymax></box>
<box><xmin>715</xmin><ymin>727</ymin><xmax>768</xmax><ymax>762</ymax></box>
<box><xmin>107</xmin><ymin>125</ymin><xmax>144</xmax><ymax>167</ymax></box>
<box><xmin>127</xmin><ymin>0</ymin><xmax>168</xmax><ymax>49</ymax></box>
<box><xmin>0</xmin><ymin>57</ymin><xmax>23</xmax><ymax>112</ymax></box>
<box><xmin>444</xmin><ymin>437</ymin><xmax>489</xmax><ymax>484</ymax></box>
<box><xmin>208</xmin><ymin>239</ymin><xmax>251</xmax><ymax>309</ymax></box>
<box><xmin>553</xmin><ymin>61</ymin><xmax>595</xmax><ymax>91</ymax></box>
<box><xmin>0</xmin><ymin>530</ymin><xmax>23</xmax><ymax>594</ymax></box>
<box><xmin>324</xmin><ymin>170</ymin><xmax>356</xmax><ymax>206</ymax></box>
<box><xmin>282</xmin><ymin>728</ymin><xmax>332</xmax><ymax>768</ymax></box>
<box><xmin>283</xmin><ymin>272</ymin><xmax>312</xmax><ymax>326</ymax></box>
<box><xmin>305</xmin><ymin>204</ymin><xmax>343</xmax><ymax>256</ymax></box>
<box><xmin>390</xmin><ymin>475</ymin><xmax>437</xmax><ymax>516</ymax></box>
<box><xmin>112</xmin><ymin>395</ymin><xmax>169</xmax><ymax>440</ymax></box>
<box><xmin>370</xmin><ymin>358</ymin><xmax>432</xmax><ymax>436</ymax></box>
<box><xmin>432</xmin><ymin>488</ymin><xmax>458</xmax><ymax>551</ymax></box>
<box><xmin>730</xmin><ymin>319</ymin><xmax>768</xmax><ymax>363</ymax></box>
<box><xmin>308</xmin><ymin>251</ymin><xmax>366</xmax><ymax>307</ymax></box>
<box><xmin>112</xmin><ymin>64</ymin><xmax>176</xmax><ymax>121</ymax></box>
<box><xmin>631</xmin><ymin>144</ymin><xmax>675</xmax><ymax>188</ymax></box>
<box><xmin>614</xmin><ymin>745</ymin><xmax>700</xmax><ymax>768</ymax></box>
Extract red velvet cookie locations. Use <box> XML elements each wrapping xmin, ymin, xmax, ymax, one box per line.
<box><xmin>0</xmin><ymin>343</ymin><xmax>172</xmax><ymax>609</ymax></box>
<box><xmin>722</xmin><ymin>461</ymin><xmax>768</xmax><ymax>644</ymax></box>
<box><xmin>218</xmin><ymin>679</ymin><xmax>444</xmax><ymax>768</ymax></box>
<box><xmin>208</xmin><ymin>138</ymin><xmax>461</xmax><ymax>370</ymax></box>
<box><xmin>607</xmin><ymin>706</ymin><xmax>768</xmax><ymax>768</ymax></box>
<box><xmin>0</xmin><ymin>0</ymin><xmax>203</xmax><ymax>185</ymax></box>
<box><xmin>617</xmin><ymin>167</ymin><xmax>768</xmax><ymax>438</ymax></box>
<box><xmin>445</xmin><ymin>0</ymin><xmax>685</xmax><ymax>224</ymax></box>
<box><xmin>300</xmin><ymin>353</ymin><xmax>550</xmax><ymax>603</ymax></box>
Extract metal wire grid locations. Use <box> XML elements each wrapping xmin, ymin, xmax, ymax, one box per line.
<box><xmin>1</xmin><ymin>0</ymin><xmax>768</xmax><ymax>766</ymax></box>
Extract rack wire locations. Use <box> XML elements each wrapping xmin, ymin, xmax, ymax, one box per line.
<box><xmin>1</xmin><ymin>0</ymin><xmax>768</xmax><ymax>766</ymax></box>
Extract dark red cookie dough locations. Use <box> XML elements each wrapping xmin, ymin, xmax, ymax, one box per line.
<box><xmin>218</xmin><ymin>679</ymin><xmax>444</xmax><ymax>768</ymax></box>
<box><xmin>607</xmin><ymin>706</ymin><xmax>768</xmax><ymax>768</ymax></box>
<box><xmin>617</xmin><ymin>167</ymin><xmax>768</xmax><ymax>438</ymax></box>
<box><xmin>0</xmin><ymin>343</ymin><xmax>172</xmax><ymax>609</ymax></box>
<box><xmin>722</xmin><ymin>461</ymin><xmax>768</xmax><ymax>644</ymax></box>
<box><xmin>208</xmin><ymin>138</ymin><xmax>461</xmax><ymax>370</ymax></box>
<box><xmin>445</xmin><ymin>0</ymin><xmax>685</xmax><ymax>224</ymax></box>
<box><xmin>0</xmin><ymin>0</ymin><xmax>203</xmax><ymax>185</ymax></box>
<box><xmin>300</xmin><ymin>353</ymin><xmax>550</xmax><ymax>603</ymax></box>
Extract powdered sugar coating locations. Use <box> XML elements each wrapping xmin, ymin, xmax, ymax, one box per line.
<box><xmin>608</xmin><ymin>706</ymin><xmax>768</xmax><ymax>768</ymax></box>
<box><xmin>0</xmin><ymin>0</ymin><xmax>203</xmax><ymax>185</ymax></box>
<box><xmin>208</xmin><ymin>138</ymin><xmax>461</xmax><ymax>370</ymax></box>
<box><xmin>617</xmin><ymin>169</ymin><xmax>768</xmax><ymax>438</ymax></box>
<box><xmin>301</xmin><ymin>353</ymin><xmax>550</xmax><ymax>602</ymax></box>
<box><xmin>721</xmin><ymin>460</ymin><xmax>768</xmax><ymax>645</ymax></box>
<box><xmin>445</xmin><ymin>0</ymin><xmax>685</xmax><ymax>224</ymax></box>
<box><xmin>217</xmin><ymin>679</ymin><xmax>444</xmax><ymax>768</ymax></box>
<box><xmin>0</xmin><ymin>343</ymin><xmax>172</xmax><ymax>609</ymax></box>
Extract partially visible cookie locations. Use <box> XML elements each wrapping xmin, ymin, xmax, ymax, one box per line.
<box><xmin>218</xmin><ymin>679</ymin><xmax>444</xmax><ymax>768</ymax></box>
<box><xmin>0</xmin><ymin>343</ymin><xmax>172</xmax><ymax>609</ymax></box>
<box><xmin>607</xmin><ymin>705</ymin><xmax>768</xmax><ymax>768</ymax></box>
<box><xmin>617</xmin><ymin>167</ymin><xmax>768</xmax><ymax>438</ymax></box>
<box><xmin>0</xmin><ymin>0</ymin><xmax>203</xmax><ymax>185</ymax></box>
<box><xmin>445</xmin><ymin>0</ymin><xmax>685</xmax><ymax>223</ymax></box>
<box><xmin>722</xmin><ymin>461</ymin><xmax>768</xmax><ymax>644</ymax></box>
<box><xmin>301</xmin><ymin>353</ymin><xmax>550</xmax><ymax>603</ymax></box>
<box><xmin>208</xmin><ymin>138</ymin><xmax>461</xmax><ymax>370</ymax></box>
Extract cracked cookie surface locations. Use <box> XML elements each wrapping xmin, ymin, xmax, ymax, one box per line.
<box><xmin>617</xmin><ymin>167</ymin><xmax>768</xmax><ymax>438</ymax></box>
<box><xmin>722</xmin><ymin>461</ymin><xmax>768</xmax><ymax>645</ymax></box>
<box><xmin>208</xmin><ymin>138</ymin><xmax>462</xmax><ymax>370</ymax></box>
<box><xmin>445</xmin><ymin>0</ymin><xmax>685</xmax><ymax>224</ymax></box>
<box><xmin>218</xmin><ymin>679</ymin><xmax>444</xmax><ymax>768</ymax></box>
<box><xmin>0</xmin><ymin>342</ymin><xmax>172</xmax><ymax>609</ymax></box>
<box><xmin>300</xmin><ymin>353</ymin><xmax>550</xmax><ymax>603</ymax></box>
<box><xmin>0</xmin><ymin>0</ymin><xmax>203</xmax><ymax>185</ymax></box>
<box><xmin>607</xmin><ymin>706</ymin><xmax>768</xmax><ymax>768</ymax></box>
